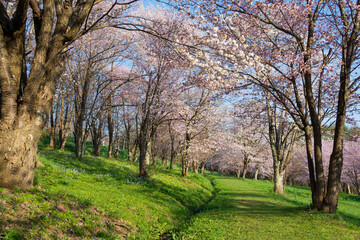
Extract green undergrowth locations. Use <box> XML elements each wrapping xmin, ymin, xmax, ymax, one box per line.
<box><xmin>174</xmin><ymin>176</ymin><xmax>360</xmax><ymax>240</ymax></box>
<box><xmin>0</xmin><ymin>145</ymin><xmax>213</xmax><ymax>239</ymax></box>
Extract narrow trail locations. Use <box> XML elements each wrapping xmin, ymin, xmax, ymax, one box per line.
<box><xmin>163</xmin><ymin>176</ymin><xmax>360</xmax><ymax>240</ymax></box>
<box><xmin>160</xmin><ymin>176</ymin><xmax>218</xmax><ymax>239</ymax></box>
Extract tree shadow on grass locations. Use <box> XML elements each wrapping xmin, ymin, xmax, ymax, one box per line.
<box><xmin>38</xmin><ymin>150</ymin><xmax>139</xmax><ymax>185</ymax></box>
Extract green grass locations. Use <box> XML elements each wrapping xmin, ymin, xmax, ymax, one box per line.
<box><xmin>1</xmin><ymin>140</ymin><xmax>213</xmax><ymax>239</ymax></box>
<box><xmin>174</xmin><ymin>176</ymin><xmax>360</xmax><ymax>240</ymax></box>
<box><xmin>1</xmin><ymin>135</ymin><xmax>360</xmax><ymax>239</ymax></box>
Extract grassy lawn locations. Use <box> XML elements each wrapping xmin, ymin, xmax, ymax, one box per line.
<box><xmin>0</xmin><ymin>147</ymin><xmax>213</xmax><ymax>239</ymax></box>
<box><xmin>1</xmin><ymin>136</ymin><xmax>360</xmax><ymax>239</ymax></box>
<box><xmin>175</xmin><ymin>176</ymin><xmax>360</xmax><ymax>240</ymax></box>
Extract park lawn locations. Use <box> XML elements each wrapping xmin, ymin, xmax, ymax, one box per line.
<box><xmin>175</xmin><ymin>176</ymin><xmax>360</xmax><ymax>240</ymax></box>
<box><xmin>0</xmin><ymin>148</ymin><xmax>214</xmax><ymax>240</ymax></box>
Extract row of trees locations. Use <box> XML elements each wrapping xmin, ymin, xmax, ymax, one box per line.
<box><xmin>0</xmin><ymin>0</ymin><xmax>359</xmax><ymax>214</ymax></box>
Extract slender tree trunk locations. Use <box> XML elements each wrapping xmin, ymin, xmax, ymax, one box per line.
<box><xmin>152</xmin><ymin>158</ymin><xmax>157</xmax><ymax>166</ymax></box>
<box><xmin>58</xmin><ymin>102</ymin><xmax>74</xmax><ymax>151</ymax></box>
<box><xmin>242</xmin><ymin>156</ymin><xmax>249</xmax><ymax>179</ymax></box>
<box><xmin>324</xmin><ymin>65</ymin><xmax>349</xmax><ymax>212</ymax></box>
<box><xmin>182</xmin><ymin>158</ymin><xmax>189</xmax><ymax>177</ymax></box>
<box><xmin>254</xmin><ymin>167</ymin><xmax>259</xmax><ymax>180</ymax></box>
<box><xmin>91</xmin><ymin>123</ymin><xmax>103</xmax><ymax>156</ymax></box>
<box><xmin>200</xmin><ymin>162</ymin><xmax>205</xmax><ymax>175</ymax></box>
<box><xmin>194</xmin><ymin>162</ymin><xmax>199</xmax><ymax>174</ymax></box>
<box><xmin>107</xmin><ymin>110</ymin><xmax>114</xmax><ymax>158</ymax></box>
<box><xmin>145</xmin><ymin>139</ymin><xmax>152</xmax><ymax>166</ymax></box>
<box><xmin>59</xmin><ymin>128</ymin><xmax>70</xmax><ymax>151</ymax></box>
<box><xmin>162</xmin><ymin>157</ymin><xmax>167</xmax><ymax>167</ymax></box>
<box><xmin>49</xmin><ymin>109</ymin><xmax>56</xmax><ymax>149</ymax></box>
<box><xmin>303</xmin><ymin>125</ymin><xmax>317</xmax><ymax>206</ymax></box>
<box><xmin>236</xmin><ymin>167</ymin><xmax>241</xmax><ymax>178</ymax></box>
<box><xmin>139</xmin><ymin>135</ymin><xmax>149</xmax><ymax>178</ymax></box>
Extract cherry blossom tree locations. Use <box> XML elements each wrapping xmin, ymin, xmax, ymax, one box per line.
<box><xmin>0</xmin><ymin>0</ymin><xmax>141</xmax><ymax>189</ymax></box>
<box><xmin>166</xmin><ymin>0</ymin><xmax>360</xmax><ymax>212</ymax></box>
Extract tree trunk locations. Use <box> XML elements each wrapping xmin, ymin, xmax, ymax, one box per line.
<box><xmin>170</xmin><ymin>149</ymin><xmax>176</xmax><ymax>169</ymax></box>
<box><xmin>145</xmin><ymin>139</ymin><xmax>152</xmax><ymax>166</ymax></box>
<box><xmin>152</xmin><ymin>158</ymin><xmax>157</xmax><ymax>166</ymax></box>
<box><xmin>162</xmin><ymin>158</ymin><xmax>167</xmax><ymax>167</ymax></box>
<box><xmin>49</xmin><ymin>108</ymin><xmax>56</xmax><ymax>149</ymax></box>
<box><xmin>59</xmin><ymin>128</ymin><xmax>70</xmax><ymax>151</ymax></box>
<box><xmin>274</xmin><ymin>170</ymin><xmax>285</xmax><ymax>193</ymax></box>
<box><xmin>242</xmin><ymin>157</ymin><xmax>249</xmax><ymax>179</ymax></box>
<box><xmin>91</xmin><ymin>120</ymin><xmax>103</xmax><ymax>157</ymax></box>
<box><xmin>0</xmin><ymin>122</ymin><xmax>42</xmax><ymax>189</ymax></box>
<box><xmin>194</xmin><ymin>162</ymin><xmax>199</xmax><ymax>174</ymax></box>
<box><xmin>139</xmin><ymin>135</ymin><xmax>149</xmax><ymax>178</ymax></box>
<box><xmin>200</xmin><ymin>162</ymin><xmax>205</xmax><ymax>175</ymax></box>
<box><xmin>58</xmin><ymin>102</ymin><xmax>74</xmax><ymax>151</ymax></box>
<box><xmin>107</xmin><ymin>110</ymin><xmax>114</xmax><ymax>158</ymax></box>
<box><xmin>324</xmin><ymin>63</ymin><xmax>350</xmax><ymax>213</ymax></box>
<box><xmin>182</xmin><ymin>158</ymin><xmax>189</xmax><ymax>177</ymax></box>
<box><xmin>236</xmin><ymin>167</ymin><xmax>241</xmax><ymax>178</ymax></box>
<box><xmin>304</xmin><ymin>125</ymin><xmax>317</xmax><ymax>206</ymax></box>
<box><xmin>254</xmin><ymin>167</ymin><xmax>259</xmax><ymax>180</ymax></box>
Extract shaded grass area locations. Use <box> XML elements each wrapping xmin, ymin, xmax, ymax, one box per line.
<box><xmin>175</xmin><ymin>176</ymin><xmax>360</xmax><ymax>240</ymax></box>
<box><xmin>1</xmin><ymin>141</ymin><xmax>213</xmax><ymax>239</ymax></box>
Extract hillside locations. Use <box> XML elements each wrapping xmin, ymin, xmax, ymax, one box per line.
<box><xmin>1</xmin><ymin>137</ymin><xmax>360</xmax><ymax>239</ymax></box>
<box><xmin>0</xmin><ymin>138</ymin><xmax>214</xmax><ymax>239</ymax></box>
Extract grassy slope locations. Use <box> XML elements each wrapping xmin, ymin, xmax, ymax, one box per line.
<box><xmin>0</xmin><ymin>137</ymin><xmax>214</xmax><ymax>239</ymax></box>
<box><xmin>176</xmin><ymin>176</ymin><xmax>360</xmax><ymax>240</ymax></box>
<box><xmin>1</xmin><ymin>136</ymin><xmax>360</xmax><ymax>239</ymax></box>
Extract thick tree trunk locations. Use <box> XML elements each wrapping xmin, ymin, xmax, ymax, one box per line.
<box><xmin>274</xmin><ymin>163</ymin><xmax>285</xmax><ymax>193</ymax></box>
<box><xmin>274</xmin><ymin>171</ymin><xmax>285</xmax><ymax>193</ymax></box>
<box><xmin>0</xmin><ymin>122</ymin><xmax>42</xmax><ymax>189</ymax></box>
